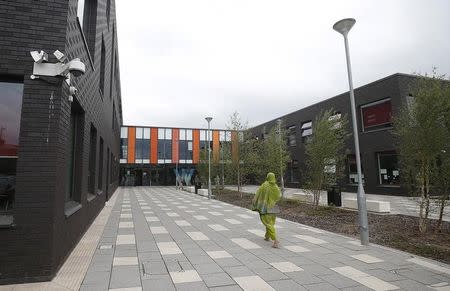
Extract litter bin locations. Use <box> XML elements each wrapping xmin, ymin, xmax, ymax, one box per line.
<box><xmin>327</xmin><ymin>185</ymin><xmax>342</xmax><ymax>207</ymax></box>
<box><xmin>194</xmin><ymin>183</ymin><xmax>201</xmax><ymax>194</ymax></box>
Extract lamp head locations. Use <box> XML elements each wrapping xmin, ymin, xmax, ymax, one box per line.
<box><xmin>333</xmin><ymin>18</ymin><xmax>356</xmax><ymax>36</ymax></box>
<box><xmin>205</xmin><ymin>117</ymin><xmax>213</xmax><ymax>123</ymax></box>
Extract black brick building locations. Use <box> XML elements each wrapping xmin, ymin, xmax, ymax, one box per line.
<box><xmin>0</xmin><ymin>0</ymin><xmax>122</xmax><ymax>284</ymax></box>
<box><xmin>251</xmin><ymin>73</ymin><xmax>419</xmax><ymax>196</ymax></box>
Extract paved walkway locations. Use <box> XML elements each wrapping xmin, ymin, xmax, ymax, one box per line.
<box><xmin>226</xmin><ymin>185</ymin><xmax>450</xmax><ymax>222</ymax></box>
<box><xmin>77</xmin><ymin>186</ymin><xmax>449</xmax><ymax>291</ymax></box>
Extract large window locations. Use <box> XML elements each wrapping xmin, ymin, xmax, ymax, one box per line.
<box><xmin>66</xmin><ymin>100</ymin><xmax>84</xmax><ymax>202</ymax></box>
<box><xmin>347</xmin><ymin>155</ymin><xmax>365</xmax><ymax>184</ymax></box>
<box><xmin>179</xmin><ymin>129</ymin><xmax>193</xmax><ymax>163</ymax></box>
<box><xmin>361</xmin><ymin>98</ymin><xmax>392</xmax><ymax>132</ymax></box>
<box><xmin>77</xmin><ymin>0</ymin><xmax>98</xmax><ymax>60</ymax></box>
<box><xmin>287</xmin><ymin>125</ymin><xmax>296</xmax><ymax>146</ymax></box>
<box><xmin>120</xmin><ymin>127</ymin><xmax>127</xmax><ymax>163</ymax></box>
<box><xmin>99</xmin><ymin>38</ymin><xmax>106</xmax><ymax>96</ymax></box>
<box><xmin>377</xmin><ymin>152</ymin><xmax>400</xmax><ymax>185</ymax></box>
<box><xmin>0</xmin><ymin>79</ymin><xmax>23</xmax><ymax>211</ymax></box>
<box><xmin>88</xmin><ymin>124</ymin><xmax>97</xmax><ymax>194</ymax></box>
<box><xmin>98</xmin><ymin>137</ymin><xmax>104</xmax><ymax>191</ymax></box>
<box><xmin>301</xmin><ymin>121</ymin><xmax>312</xmax><ymax>142</ymax></box>
<box><xmin>157</xmin><ymin>128</ymin><xmax>172</xmax><ymax>163</ymax></box>
<box><xmin>135</xmin><ymin>127</ymin><xmax>150</xmax><ymax>164</ymax></box>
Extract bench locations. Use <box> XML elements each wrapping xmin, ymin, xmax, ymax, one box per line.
<box><xmin>197</xmin><ymin>189</ymin><xmax>209</xmax><ymax>197</ymax></box>
<box><xmin>342</xmin><ymin>198</ymin><xmax>390</xmax><ymax>213</ymax></box>
<box><xmin>185</xmin><ymin>186</ymin><xmax>195</xmax><ymax>193</ymax></box>
<box><xmin>291</xmin><ymin>192</ymin><xmax>328</xmax><ymax>206</ymax></box>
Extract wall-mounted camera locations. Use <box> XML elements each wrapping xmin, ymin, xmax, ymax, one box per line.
<box><xmin>30</xmin><ymin>50</ymin><xmax>86</xmax><ymax>80</ymax></box>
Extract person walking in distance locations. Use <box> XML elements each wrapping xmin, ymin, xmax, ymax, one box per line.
<box><xmin>252</xmin><ymin>172</ymin><xmax>281</xmax><ymax>248</ymax></box>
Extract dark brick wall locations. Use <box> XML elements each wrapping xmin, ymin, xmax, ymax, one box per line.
<box><xmin>0</xmin><ymin>0</ymin><xmax>122</xmax><ymax>284</ymax></box>
<box><xmin>251</xmin><ymin>74</ymin><xmax>413</xmax><ymax>195</ymax></box>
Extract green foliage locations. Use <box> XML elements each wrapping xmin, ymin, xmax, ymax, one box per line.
<box><xmin>393</xmin><ymin>69</ymin><xmax>450</xmax><ymax>233</ymax></box>
<box><xmin>304</xmin><ymin>108</ymin><xmax>349</xmax><ymax>207</ymax></box>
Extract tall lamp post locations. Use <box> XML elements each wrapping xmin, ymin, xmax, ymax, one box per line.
<box><xmin>205</xmin><ymin>117</ymin><xmax>213</xmax><ymax>199</ymax></box>
<box><xmin>277</xmin><ymin>119</ymin><xmax>285</xmax><ymax>197</ymax></box>
<box><xmin>333</xmin><ymin>18</ymin><xmax>369</xmax><ymax>245</ymax></box>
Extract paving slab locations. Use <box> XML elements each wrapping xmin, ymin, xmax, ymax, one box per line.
<box><xmin>26</xmin><ymin>186</ymin><xmax>446</xmax><ymax>291</ymax></box>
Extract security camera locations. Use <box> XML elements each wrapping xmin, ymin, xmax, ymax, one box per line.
<box><xmin>30</xmin><ymin>50</ymin><xmax>48</xmax><ymax>63</ymax></box>
<box><xmin>66</xmin><ymin>58</ymin><xmax>85</xmax><ymax>77</ymax></box>
<box><xmin>69</xmin><ymin>86</ymin><xmax>78</xmax><ymax>96</ymax></box>
<box><xmin>53</xmin><ymin>50</ymin><xmax>67</xmax><ymax>63</ymax></box>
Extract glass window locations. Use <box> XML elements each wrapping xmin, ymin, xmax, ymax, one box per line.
<box><xmin>143</xmin><ymin>128</ymin><xmax>150</xmax><ymax>139</ymax></box>
<box><xmin>88</xmin><ymin>124</ymin><xmax>97</xmax><ymax>194</ymax></box>
<box><xmin>347</xmin><ymin>155</ymin><xmax>365</xmax><ymax>184</ymax></box>
<box><xmin>77</xmin><ymin>0</ymin><xmax>85</xmax><ymax>27</ymax></box>
<box><xmin>288</xmin><ymin>125</ymin><xmax>296</xmax><ymax>146</ymax></box>
<box><xmin>329</xmin><ymin>113</ymin><xmax>342</xmax><ymax>129</ymax></box>
<box><xmin>165</xmin><ymin>128</ymin><xmax>172</xmax><ymax>140</ymax></box>
<box><xmin>0</xmin><ymin>80</ymin><xmax>24</xmax><ymax>211</ymax></box>
<box><xmin>377</xmin><ymin>152</ymin><xmax>400</xmax><ymax>185</ymax></box>
<box><xmin>219</xmin><ymin>131</ymin><xmax>225</xmax><ymax>142</ymax></box>
<box><xmin>100</xmin><ymin>39</ymin><xmax>106</xmax><ymax>95</ymax></box>
<box><xmin>301</xmin><ymin>121</ymin><xmax>312</xmax><ymax>137</ymax></box>
<box><xmin>186</xmin><ymin>129</ymin><xmax>193</xmax><ymax>140</ymax></box>
<box><xmin>179</xmin><ymin>129</ymin><xmax>186</xmax><ymax>140</ymax></box>
<box><xmin>200</xmin><ymin>130</ymin><xmax>207</xmax><ymax>141</ymax></box>
<box><xmin>361</xmin><ymin>98</ymin><xmax>392</xmax><ymax>132</ymax></box>
<box><xmin>98</xmin><ymin>138</ymin><xmax>104</xmax><ymax>191</ymax></box>
<box><xmin>158</xmin><ymin>128</ymin><xmax>165</xmax><ymax>139</ymax></box>
<box><xmin>120</xmin><ymin>127</ymin><xmax>128</xmax><ymax>138</ymax></box>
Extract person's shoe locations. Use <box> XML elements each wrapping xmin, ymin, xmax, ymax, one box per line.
<box><xmin>272</xmin><ymin>240</ymin><xmax>280</xmax><ymax>248</ymax></box>
<box><xmin>264</xmin><ymin>237</ymin><xmax>270</xmax><ymax>241</ymax></box>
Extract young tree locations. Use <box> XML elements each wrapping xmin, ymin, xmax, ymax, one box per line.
<box><xmin>393</xmin><ymin>70</ymin><xmax>450</xmax><ymax>233</ymax></box>
<box><xmin>226</xmin><ymin>111</ymin><xmax>248</xmax><ymax>196</ymax></box>
<box><xmin>304</xmin><ymin>109</ymin><xmax>349</xmax><ymax>208</ymax></box>
<box><xmin>197</xmin><ymin>149</ymin><xmax>209</xmax><ymax>187</ymax></box>
<box><xmin>260</xmin><ymin>123</ymin><xmax>291</xmax><ymax>196</ymax></box>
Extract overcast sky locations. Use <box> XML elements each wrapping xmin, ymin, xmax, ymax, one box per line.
<box><xmin>116</xmin><ymin>0</ymin><xmax>450</xmax><ymax>129</ymax></box>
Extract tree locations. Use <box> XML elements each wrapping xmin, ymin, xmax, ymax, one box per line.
<box><xmin>304</xmin><ymin>109</ymin><xmax>349</xmax><ymax>208</ymax></box>
<box><xmin>259</xmin><ymin>122</ymin><xmax>291</xmax><ymax>195</ymax></box>
<box><xmin>393</xmin><ymin>70</ymin><xmax>450</xmax><ymax>233</ymax></box>
<box><xmin>226</xmin><ymin>111</ymin><xmax>248</xmax><ymax>196</ymax></box>
<box><xmin>197</xmin><ymin>149</ymin><xmax>209</xmax><ymax>187</ymax></box>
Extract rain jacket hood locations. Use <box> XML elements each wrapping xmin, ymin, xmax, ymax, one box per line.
<box><xmin>252</xmin><ymin>172</ymin><xmax>281</xmax><ymax>214</ymax></box>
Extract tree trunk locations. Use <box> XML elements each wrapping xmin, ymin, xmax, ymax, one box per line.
<box><xmin>435</xmin><ymin>193</ymin><xmax>448</xmax><ymax>233</ymax></box>
<box><xmin>418</xmin><ymin>165</ymin><xmax>428</xmax><ymax>233</ymax></box>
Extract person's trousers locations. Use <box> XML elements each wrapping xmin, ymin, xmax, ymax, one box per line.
<box><xmin>260</xmin><ymin>213</ymin><xmax>277</xmax><ymax>240</ymax></box>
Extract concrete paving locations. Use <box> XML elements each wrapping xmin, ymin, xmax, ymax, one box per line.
<box><xmin>226</xmin><ymin>185</ymin><xmax>450</xmax><ymax>222</ymax></box>
<box><xmin>76</xmin><ymin>186</ymin><xmax>449</xmax><ymax>291</ymax></box>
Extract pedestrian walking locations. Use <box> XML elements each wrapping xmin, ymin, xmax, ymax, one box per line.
<box><xmin>252</xmin><ymin>172</ymin><xmax>281</xmax><ymax>248</ymax></box>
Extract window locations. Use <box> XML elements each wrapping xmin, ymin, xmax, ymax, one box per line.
<box><xmin>112</xmin><ymin>102</ymin><xmax>116</xmax><ymax>130</ymax></box>
<box><xmin>99</xmin><ymin>38</ymin><xmax>106</xmax><ymax>96</ymax></box>
<box><xmin>329</xmin><ymin>112</ymin><xmax>342</xmax><ymax>129</ymax></box>
<box><xmin>98</xmin><ymin>138</ymin><xmax>104</xmax><ymax>191</ymax></box>
<box><xmin>157</xmin><ymin>128</ymin><xmax>172</xmax><ymax>163</ymax></box>
<box><xmin>301</xmin><ymin>121</ymin><xmax>312</xmax><ymax>142</ymax></box>
<box><xmin>377</xmin><ymin>152</ymin><xmax>400</xmax><ymax>185</ymax></box>
<box><xmin>287</xmin><ymin>125</ymin><xmax>296</xmax><ymax>146</ymax></box>
<box><xmin>200</xmin><ymin>130</ymin><xmax>207</xmax><ymax>150</ymax></box>
<box><xmin>106</xmin><ymin>0</ymin><xmax>111</xmax><ymax>27</ymax></box>
<box><xmin>77</xmin><ymin>0</ymin><xmax>98</xmax><ymax>61</ymax></box>
<box><xmin>347</xmin><ymin>155</ymin><xmax>365</xmax><ymax>184</ymax></box>
<box><xmin>135</xmin><ymin>127</ymin><xmax>150</xmax><ymax>164</ymax></box>
<box><xmin>0</xmin><ymin>79</ymin><xmax>24</xmax><ymax>211</ymax></box>
<box><xmin>66</xmin><ymin>100</ymin><xmax>84</xmax><ymax>202</ymax></box>
<box><xmin>179</xmin><ymin>129</ymin><xmax>193</xmax><ymax>163</ymax></box>
<box><xmin>88</xmin><ymin>124</ymin><xmax>97</xmax><ymax>194</ymax></box>
<box><xmin>289</xmin><ymin>160</ymin><xmax>299</xmax><ymax>183</ymax></box>
<box><xmin>120</xmin><ymin>127</ymin><xmax>127</xmax><ymax>163</ymax></box>
<box><xmin>361</xmin><ymin>98</ymin><xmax>392</xmax><ymax>132</ymax></box>
<box><xmin>109</xmin><ymin>26</ymin><xmax>115</xmax><ymax>100</ymax></box>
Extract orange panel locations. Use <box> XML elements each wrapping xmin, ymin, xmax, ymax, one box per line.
<box><xmin>172</xmin><ymin>128</ymin><xmax>179</xmax><ymax>163</ymax></box>
<box><xmin>127</xmin><ymin>127</ymin><xmax>136</xmax><ymax>163</ymax></box>
<box><xmin>213</xmin><ymin>130</ymin><xmax>220</xmax><ymax>162</ymax></box>
<box><xmin>150</xmin><ymin>128</ymin><xmax>158</xmax><ymax>164</ymax></box>
<box><xmin>193</xmin><ymin>129</ymin><xmax>200</xmax><ymax>164</ymax></box>
<box><xmin>231</xmin><ymin>131</ymin><xmax>239</xmax><ymax>163</ymax></box>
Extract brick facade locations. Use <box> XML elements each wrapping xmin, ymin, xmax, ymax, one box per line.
<box><xmin>0</xmin><ymin>0</ymin><xmax>122</xmax><ymax>284</ymax></box>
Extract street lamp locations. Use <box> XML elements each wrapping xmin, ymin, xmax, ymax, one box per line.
<box><xmin>205</xmin><ymin>117</ymin><xmax>213</xmax><ymax>199</ymax></box>
<box><xmin>277</xmin><ymin>119</ymin><xmax>285</xmax><ymax>197</ymax></box>
<box><xmin>333</xmin><ymin>18</ymin><xmax>369</xmax><ymax>245</ymax></box>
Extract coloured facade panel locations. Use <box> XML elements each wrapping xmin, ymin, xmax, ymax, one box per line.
<box><xmin>151</xmin><ymin>127</ymin><xmax>158</xmax><ymax>164</ymax></box>
<box><xmin>193</xmin><ymin>129</ymin><xmax>200</xmax><ymax>163</ymax></box>
<box><xmin>172</xmin><ymin>128</ymin><xmax>179</xmax><ymax>163</ymax></box>
<box><xmin>213</xmin><ymin>130</ymin><xmax>220</xmax><ymax>162</ymax></box>
<box><xmin>127</xmin><ymin>127</ymin><xmax>136</xmax><ymax>163</ymax></box>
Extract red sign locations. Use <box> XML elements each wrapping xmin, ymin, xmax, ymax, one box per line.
<box><xmin>362</xmin><ymin>100</ymin><xmax>392</xmax><ymax>130</ymax></box>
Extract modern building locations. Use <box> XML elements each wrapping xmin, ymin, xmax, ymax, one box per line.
<box><xmin>119</xmin><ymin>126</ymin><xmax>235</xmax><ymax>186</ymax></box>
<box><xmin>0</xmin><ymin>0</ymin><xmax>122</xmax><ymax>284</ymax></box>
<box><xmin>251</xmin><ymin>73</ymin><xmax>419</xmax><ymax>195</ymax></box>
